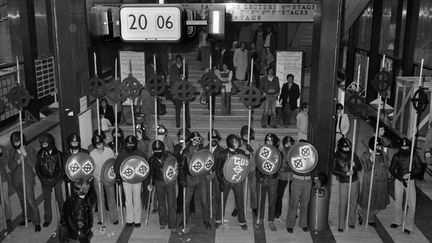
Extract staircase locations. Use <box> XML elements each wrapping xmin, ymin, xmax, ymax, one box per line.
<box><xmin>121</xmin><ymin>43</ymin><xmax>298</xmax><ymax>143</ymax></box>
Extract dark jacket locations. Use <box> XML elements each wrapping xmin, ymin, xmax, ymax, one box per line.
<box><xmin>36</xmin><ymin>147</ymin><xmax>63</xmax><ymax>185</ymax></box>
<box><xmin>332</xmin><ymin>151</ymin><xmax>362</xmax><ymax>183</ymax></box>
<box><xmin>389</xmin><ymin>151</ymin><xmax>423</xmax><ymax>181</ymax></box>
<box><xmin>8</xmin><ymin>146</ymin><xmax>36</xmax><ymax>186</ymax></box>
<box><xmin>169</xmin><ymin>62</ymin><xmax>183</xmax><ymax>87</ymax></box>
<box><xmin>217</xmin><ymin>148</ymin><xmax>246</xmax><ymax>187</ymax></box>
<box><xmin>64</xmin><ymin>148</ymin><xmax>89</xmax><ymax>181</ymax></box>
<box><xmin>114</xmin><ymin>148</ymin><xmax>146</xmax><ymax>180</ymax></box>
<box><xmin>280</xmin><ymin>82</ymin><xmax>300</xmax><ymax>110</ymax></box>
<box><xmin>256</xmin><ymin>150</ymin><xmax>280</xmax><ymax>181</ymax></box>
<box><xmin>63</xmin><ymin>196</ymin><xmax>93</xmax><ymax>241</ymax></box>
<box><xmin>260</xmin><ymin>76</ymin><xmax>280</xmax><ymax>96</ymax></box>
<box><xmin>178</xmin><ymin>145</ymin><xmax>205</xmax><ymax>184</ymax></box>
<box><xmin>204</xmin><ymin>144</ymin><xmax>225</xmax><ymax>173</ymax></box>
<box><xmin>149</xmin><ymin>152</ymin><xmax>175</xmax><ymax>183</ymax></box>
<box><xmin>100</xmin><ymin>104</ymin><xmax>115</xmax><ymax>125</ymax></box>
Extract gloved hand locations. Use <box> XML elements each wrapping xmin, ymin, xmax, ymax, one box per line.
<box><xmin>245</xmin><ymin>144</ymin><xmax>253</xmax><ymax>154</ymax></box>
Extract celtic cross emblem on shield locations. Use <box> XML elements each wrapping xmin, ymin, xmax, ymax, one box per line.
<box><xmin>122</xmin><ymin>166</ymin><xmax>134</xmax><ymax>179</ymax></box>
<box><xmin>166</xmin><ymin>166</ymin><xmax>175</xmax><ymax>180</ymax></box>
<box><xmin>292</xmin><ymin>157</ymin><xmax>304</xmax><ymax>169</ymax></box>
<box><xmin>136</xmin><ymin>162</ymin><xmax>148</xmax><ymax>177</ymax></box>
<box><xmin>69</xmin><ymin>161</ymin><xmax>80</xmax><ymax>175</ymax></box>
<box><xmin>260</xmin><ymin>147</ymin><xmax>270</xmax><ymax>160</ymax></box>
<box><xmin>192</xmin><ymin>160</ymin><xmax>203</xmax><ymax>172</ymax></box>
<box><xmin>109</xmin><ymin>167</ymin><xmax>116</xmax><ymax>180</ymax></box>
<box><xmin>263</xmin><ymin>160</ymin><xmax>274</xmax><ymax>173</ymax></box>
<box><xmin>205</xmin><ymin>159</ymin><xmax>213</xmax><ymax>170</ymax></box>
<box><xmin>299</xmin><ymin>145</ymin><xmax>312</xmax><ymax>158</ymax></box>
<box><xmin>82</xmin><ymin>162</ymin><xmax>93</xmax><ymax>174</ymax></box>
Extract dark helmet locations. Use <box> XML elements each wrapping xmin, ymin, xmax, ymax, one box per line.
<box><xmin>10</xmin><ymin>131</ymin><xmax>25</xmax><ymax>149</ymax></box>
<box><xmin>177</xmin><ymin>128</ymin><xmax>191</xmax><ymax>143</ymax></box>
<box><xmin>125</xmin><ymin>135</ymin><xmax>138</xmax><ymax>152</ymax></box>
<box><xmin>240</xmin><ymin>125</ymin><xmax>255</xmax><ymax>140</ymax></box>
<box><xmin>368</xmin><ymin>136</ymin><xmax>383</xmax><ymax>152</ymax></box>
<box><xmin>265</xmin><ymin>133</ymin><xmax>280</xmax><ymax>147</ymax></box>
<box><xmin>337</xmin><ymin>137</ymin><xmax>352</xmax><ymax>154</ymax></box>
<box><xmin>112</xmin><ymin>128</ymin><xmax>124</xmax><ymax>140</ymax></box>
<box><xmin>91</xmin><ymin>134</ymin><xmax>104</xmax><ymax>148</ymax></box>
<box><xmin>282</xmin><ymin>136</ymin><xmax>295</xmax><ymax>148</ymax></box>
<box><xmin>39</xmin><ymin>133</ymin><xmax>55</xmax><ymax>150</ymax></box>
<box><xmin>399</xmin><ymin>137</ymin><xmax>411</xmax><ymax>151</ymax></box>
<box><xmin>67</xmin><ymin>133</ymin><xmax>81</xmax><ymax>150</ymax></box>
<box><xmin>208</xmin><ymin>129</ymin><xmax>221</xmax><ymax>141</ymax></box>
<box><xmin>226</xmin><ymin>134</ymin><xmax>241</xmax><ymax>149</ymax></box>
<box><xmin>152</xmin><ymin>140</ymin><xmax>165</xmax><ymax>153</ymax></box>
<box><xmin>93</xmin><ymin>129</ymin><xmax>106</xmax><ymax>141</ymax></box>
<box><xmin>189</xmin><ymin>132</ymin><xmax>203</xmax><ymax>146</ymax></box>
<box><xmin>157</xmin><ymin>125</ymin><xmax>168</xmax><ymax>136</ymax></box>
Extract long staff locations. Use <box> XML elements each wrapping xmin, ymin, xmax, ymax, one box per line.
<box><xmin>366</xmin><ymin>56</ymin><xmax>385</xmax><ymax>228</ymax></box>
<box><xmin>127</xmin><ymin>60</ymin><xmax>136</xmax><ymax>135</ymax></box>
<box><xmin>402</xmin><ymin>59</ymin><xmax>424</xmax><ymax>232</ymax></box>
<box><xmin>146</xmin><ymin>178</ymin><xmax>153</xmax><ymax>226</ymax></box>
<box><xmin>99</xmin><ymin>181</ymin><xmax>104</xmax><ymax>224</ymax></box>
<box><xmin>244</xmin><ymin>58</ymin><xmax>254</xmax><ymax>213</ymax></box>
<box><xmin>208</xmin><ymin>56</ymin><xmax>213</xmax><ymax>219</ymax></box>
<box><xmin>94</xmin><ymin>53</ymin><xmax>101</xmax><ymax>136</ymax></box>
<box><xmin>345</xmin><ymin>64</ymin><xmax>360</xmax><ymax>231</ymax></box>
<box><xmin>17</xmin><ymin>57</ymin><xmax>28</xmax><ymax>228</ymax></box>
<box><xmin>114</xmin><ymin>58</ymin><xmax>124</xmax><ymax>226</ymax></box>
<box><xmin>221</xmin><ymin>191</ymin><xmax>224</xmax><ymax>231</ymax></box>
<box><xmin>182</xmin><ymin>101</ymin><xmax>187</xmax><ymax>232</ymax></box>
<box><xmin>256</xmin><ymin>182</ymin><xmax>262</xmax><ymax>228</ymax></box>
<box><xmin>154</xmin><ymin>54</ymin><xmax>158</xmax><ymax>139</ymax></box>
<box><xmin>0</xmin><ymin>173</ymin><xmax>6</xmax><ymax>231</ymax></box>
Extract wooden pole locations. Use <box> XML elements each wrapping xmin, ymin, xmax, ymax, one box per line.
<box><xmin>17</xmin><ymin>57</ymin><xmax>27</xmax><ymax>228</ymax></box>
<box><xmin>345</xmin><ymin>64</ymin><xmax>360</xmax><ymax>231</ymax></box>
<box><xmin>154</xmin><ymin>55</ymin><xmax>158</xmax><ymax>139</ymax></box>
<box><xmin>182</xmin><ymin>101</ymin><xmax>187</xmax><ymax>231</ymax></box>
<box><xmin>402</xmin><ymin>58</ymin><xmax>424</xmax><ymax>232</ymax></box>
<box><xmin>96</xmin><ymin>98</ymin><xmax>101</xmax><ymax>135</ymax></box>
<box><xmin>146</xmin><ymin>179</ymin><xmax>153</xmax><ymax>226</ymax></box>
<box><xmin>99</xmin><ymin>181</ymin><xmax>104</xmax><ymax>224</ymax></box>
<box><xmin>221</xmin><ymin>191</ymin><xmax>224</xmax><ymax>232</ymax></box>
<box><xmin>0</xmin><ymin>174</ymin><xmax>6</xmax><ymax>231</ymax></box>
<box><xmin>209</xmin><ymin>56</ymin><xmax>213</xmax><ymax>219</ymax></box>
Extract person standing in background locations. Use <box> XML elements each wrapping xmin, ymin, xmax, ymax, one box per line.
<box><xmin>296</xmin><ymin>104</ymin><xmax>308</xmax><ymax>141</ymax></box>
<box><xmin>170</xmin><ymin>55</ymin><xmax>190</xmax><ymax>129</ymax></box>
<box><xmin>260</xmin><ymin>66</ymin><xmax>280</xmax><ymax>128</ymax></box>
<box><xmin>233</xmin><ymin>42</ymin><xmax>248</xmax><ymax>82</ymax></box>
<box><xmin>254</xmin><ymin>25</ymin><xmax>265</xmax><ymax>75</ymax></box>
<box><xmin>275</xmin><ymin>136</ymin><xmax>295</xmax><ymax>221</ymax></box>
<box><xmin>279</xmin><ymin>74</ymin><xmax>300</xmax><ymax>127</ymax></box>
<box><xmin>199</xmin><ymin>28</ymin><xmax>211</xmax><ymax>70</ymax></box>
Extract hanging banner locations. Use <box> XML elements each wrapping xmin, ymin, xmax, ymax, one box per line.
<box><xmin>183</xmin><ymin>3</ymin><xmax>317</xmax><ymax>22</ymax></box>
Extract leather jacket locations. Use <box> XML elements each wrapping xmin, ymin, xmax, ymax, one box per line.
<box><xmin>217</xmin><ymin>148</ymin><xmax>246</xmax><ymax>189</ymax></box>
<box><xmin>63</xmin><ymin>196</ymin><xmax>93</xmax><ymax>241</ymax></box>
<box><xmin>149</xmin><ymin>152</ymin><xmax>175</xmax><ymax>183</ymax></box>
<box><xmin>389</xmin><ymin>151</ymin><xmax>423</xmax><ymax>181</ymax></box>
<box><xmin>36</xmin><ymin>147</ymin><xmax>63</xmax><ymax>184</ymax></box>
<box><xmin>332</xmin><ymin>151</ymin><xmax>362</xmax><ymax>183</ymax></box>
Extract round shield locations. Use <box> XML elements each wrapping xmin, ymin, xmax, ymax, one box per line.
<box><xmin>65</xmin><ymin>152</ymin><xmax>95</xmax><ymax>181</ymax></box>
<box><xmin>101</xmin><ymin>158</ymin><xmax>116</xmax><ymax>186</ymax></box>
<box><xmin>120</xmin><ymin>156</ymin><xmax>150</xmax><ymax>184</ymax></box>
<box><xmin>286</xmin><ymin>141</ymin><xmax>318</xmax><ymax>174</ymax></box>
<box><xmin>254</xmin><ymin>145</ymin><xmax>282</xmax><ymax>175</ymax></box>
<box><xmin>163</xmin><ymin>155</ymin><xmax>178</xmax><ymax>185</ymax></box>
<box><xmin>223</xmin><ymin>154</ymin><xmax>250</xmax><ymax>183</ymax></box>
<box><xmin>189</xmin><ymin>150</ymin><xmax>214</xmax><ymax>177</ymax></box>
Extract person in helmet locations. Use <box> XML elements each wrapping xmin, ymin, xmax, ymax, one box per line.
<box><xmin>389</xmin><ymin>138</ymin><xmax>423</xmax><ymax>234</ymax></box>
<box><xmin>62</xmin><ymin>179</ymin><xmax>93</xmax><ymax>243</ymax></box>
<box><xmin>147</xmin><ymin>125</ymin><xmax>175</xmax><ymax>159</ymax></box>
<box><xmin>90</xmin><ymin>134</ymin><xmax>118</xmax><ymax>225</ymax></box>
<box><xmin>108</xmin><ymin>128</ymin><xmax>125</xmax><ymax>155</ymax></box>
<box><xmin>8</xmin><ymin>131</ymin><xmax>41</xmax><ymax>232</ymax></box>
<box><xmin>239</xmin><ymin>125</ymin><xmax>259</xmax><ymax>220</ymax></box>
<box><xmin>148</xmin><ymin>140</ymin><xmax>177</xmax><ymax>231</ymax></box>
<box><xmin>257</xmin><ymin>133</ymin><xmax>280</xmax><ymax>231</ymax></box>
<box><xmin>174</xmin><ymin>128</ymin><xmax>195</xmax><ymax>215</ymax></box>
<box><xmin>332</xmin><ymin>137</ymin><xmax>362</xmax><ymax>232</ymax></box>
<box><xmin>335</xmin><ymin>103</ymin><xmax>350</xmax><ymax>150</ymax></box>
<box><xmin>115</xmin><ymin>135</ymin><xmax>146</xmax><ymax>227</ymax></box>
<box><xmin>215</xmin><ymin>134</ymin><xmax>248</xmax><ymax>230</ymax></box>
<box><xmin>204</xmin><ymin>129</ymin><xmax>225</xmax><ymax>219</ymax></box>
<box><xmin>178</xmin><ymin>131</ymin><xmax>212</xmax><ymax>230</ymax></box>
<box><xmin>64</xmin><ymin>133</ymin><xmax>90</xmax><ymax>198</ymax></box>
<box><xmin>87</xmin><ymin>130</ymin><xmax>106</xmax><ymax>152</ymax></box>
<box><xmin>358</xmin><ymin>137</ymin><xmax>390</xmax><ymax>227</ymax></box>
<box><xmin>275</xmin><ymin>136</ymin><xmax>295</xmax><ymax>221</ymax></box>
<box><xmin>35</xmin><ymin>133</ymin><xmax>64</xmax><ymax>228</ymax></box>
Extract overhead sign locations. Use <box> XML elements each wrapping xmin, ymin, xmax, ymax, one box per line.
<box><xmin>183</xmin><ymin>3</ymin><xmax>317</xmax><ymax>22</ymax></box>
<box><xmin>120</xmin><ymin>5</ymin><xmax>183</xmax><ymax>41</ymax></box>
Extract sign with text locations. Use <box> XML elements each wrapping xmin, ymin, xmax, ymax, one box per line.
<box><xmin>276</xmin><ymin>51</ymin><xmax>303</xmax><ymax>107</ymax></box>
<box><xmin>183</xmin><ymin>3</ymin><xmax>317</xmax><ymax>22</ymax></box>
<box><xmin>120</xmin><ymin>5</ymin><xmax>183</xmax><ymax>41</ymax></box>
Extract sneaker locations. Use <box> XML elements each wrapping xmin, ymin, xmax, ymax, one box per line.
<box><xmin>34</xmin><ymin>225</ymin><xmax>41</xmax><ymax>232</ymax></box>
<box><xmin>338</xmin><ymin>228</ymin><xmax>343</xmax><ymax>232</ymax></box>
<box><xmin>269</xmin><ymin>221</ymin><xmax>277</xmax><ymax>231</ymax></box>
<box><xmin>240</xmin><ymin>224</ymin><xmax>248</xmax><ymax>230</ymax></box>
<box><xmin>368</xmin><ymin>222</ymin><xmax>376</xmax><ymax>227</ymax></box>
<box><xmin>349</xmin><ymin>225</ymin><xmax>355</xmax><ymax>229</ymax></box>
<box><xmin>390</xmin><ymin>224</ymin><xmax>398</xmax><ymax>228</ymax></box>
<box><xmin>43</xmin><ymin>221</ymin><xmax>50</xmax><ymax>227</ymax></box>
<box><xmin>302</xmin><ymin>227</ymin><xmax>309</xmax><ymax>232</ymax></box>
<box><xmin>113</xmin><ymin>221</ymin><xmax>119</xmax><ymax>225</ymax></box>
<box><xmin>287</xmin><ymin>227</ymin><xmax>293</xmax><ymax>233</ymax></box>
<box><xmin>135</xmin><ymin>223</ymin><xmax>141</xmax><ymax>228</ymax></box>
<box><xmin>160</xmin><ymin>225</ymin><xmax>166</xmax><ymax>229</ymax></box>
<box><xmin>19</xmin><ymin>220</ymin><xmax>32</xmax><ymax>226</ymax></box>
<box><xmin>404</xmin><ymin>229</ymin><xmax>410</xmax><ymax>234</ymax></box>
<box><xmin>231</xmin><ymin>209</ymin><xmax>237</xmax><ymax>217</ymax></box>
<box><xmin>97</xmin><ymin>221</ymin><xmax>103</xmax><ymax>225</ymax></box>
<box><xmin>214</xmin><ymin>222</ymin><xmax>221</xmax><ymax>229</ymax></box>
<box><xmin>125</xmin><ymin>222</ymin><xmax>134</xmax><ymax>227</ymax></box>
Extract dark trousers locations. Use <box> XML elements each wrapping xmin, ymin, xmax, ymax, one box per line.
<box><xmin>282</xmin><ymin>106</ymin><xmax>296</xmax><ymax>126</ymax></box>
<box><xmin>275</xmin><ymin>180</ymin><xmax>291</xmax><ymax>218</ymax></box>
<box><xmin>217</xmin><ymin>180</ymin><xmax>246</xmax><ymax>224</ymax></box>
<box><xmin>14</xmin><ymin>180</ymin><xmax>40</xmax><ymax>225</ymax></box>
<box><xmin>258</xmin><ymin>177</ymin><xmax>278</xmax><ymax>221</ymax></box>
<box><xmin>183</xmin><ymin>176</ymin><xmax>208</xmax><ymax>222</ymax></box>
<box><xmin>176</xmin><ymin>179</ymin><xmax>195</xmax><ymax>214</ymax></box>
<box><xmin>42</xmin><ymin>181</ymin><xmax>64</xmax><ymax>223</ymax></box>
<box><xmin>155</xmin><ymin>180</ymin><xmax>176</xmax><ymax>229</ymax></box>
<box><xmin>174</xmin><ymin>100</ymin><xmax>190</xmax><ymax>128</ymax></box>
<box><xmin>221</xmin><ymin>91</ymin><xmax>231</xmax><ymax>115</ymax></box>
<box><xmin>207</xmin><ymin>176</ymin><xmax>220</xmax><ymax>219</ymax></box>
<box><xmin>286</xmin><ymin>178</ymin><xmax>312</xmax><ymax>228</ymax></box>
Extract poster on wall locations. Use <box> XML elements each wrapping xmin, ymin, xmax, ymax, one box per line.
<box><xmin>119</xmin><ymin>51</ymin><xmax>146</xmax><ymax>86</ymax></box>
<box><xmin>276</xmin><ymin>51</ymin><xmax>303</xmax><ymax>107</ymax></box>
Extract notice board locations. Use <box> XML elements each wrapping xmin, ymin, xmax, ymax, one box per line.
<box><xmin>276</xmin><ymin>51</ymin><xmax>303</xmax><ymax>107</ymax></box>
<box><xmin>119</xmin><ymin>51</ymin><xmax>146</xmax><ymax>86</ymax></box>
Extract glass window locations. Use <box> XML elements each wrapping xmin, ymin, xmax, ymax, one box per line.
<box><xmin>397</xmin><ymin>0</ymin><xmax>407</xmax><ymax>57</ymax></box>
<box><xmin>353</xmin><ymin>51</ymin><xmax>369</xmax><ymax>97</ymax></box>
<box><xmin>357</xmin><ymin>2</ymin><xmax>373</xmax><ymax>51</ymax></box>
<box><xmin>379</xmin><ymin>0</ymin><xmax>398</xmax><ymax>56</ymax></box>
<box><xmin>414</xmin><ymin>0</ymin><xmax>432</xmax><ymax>66</ymax></box>
<box><xmin>0</xmin><ymin>2</ymin><xmax>12</xmax><ymax>65</ymax></box>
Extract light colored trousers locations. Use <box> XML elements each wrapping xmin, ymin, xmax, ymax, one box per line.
<box><xmin>123</xmin><ymin>182</ymin><xmax>142</xmax><ymax>223</ymax></box>
<box><xmin>338</xmin><ymin>180</ymin><xmax>359</xmax><ymax>229</ymax></box>
<box><xmin>393</xmin><ymin>179</ymin><xmax>416</xmax><ymax>231</ymax></box>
